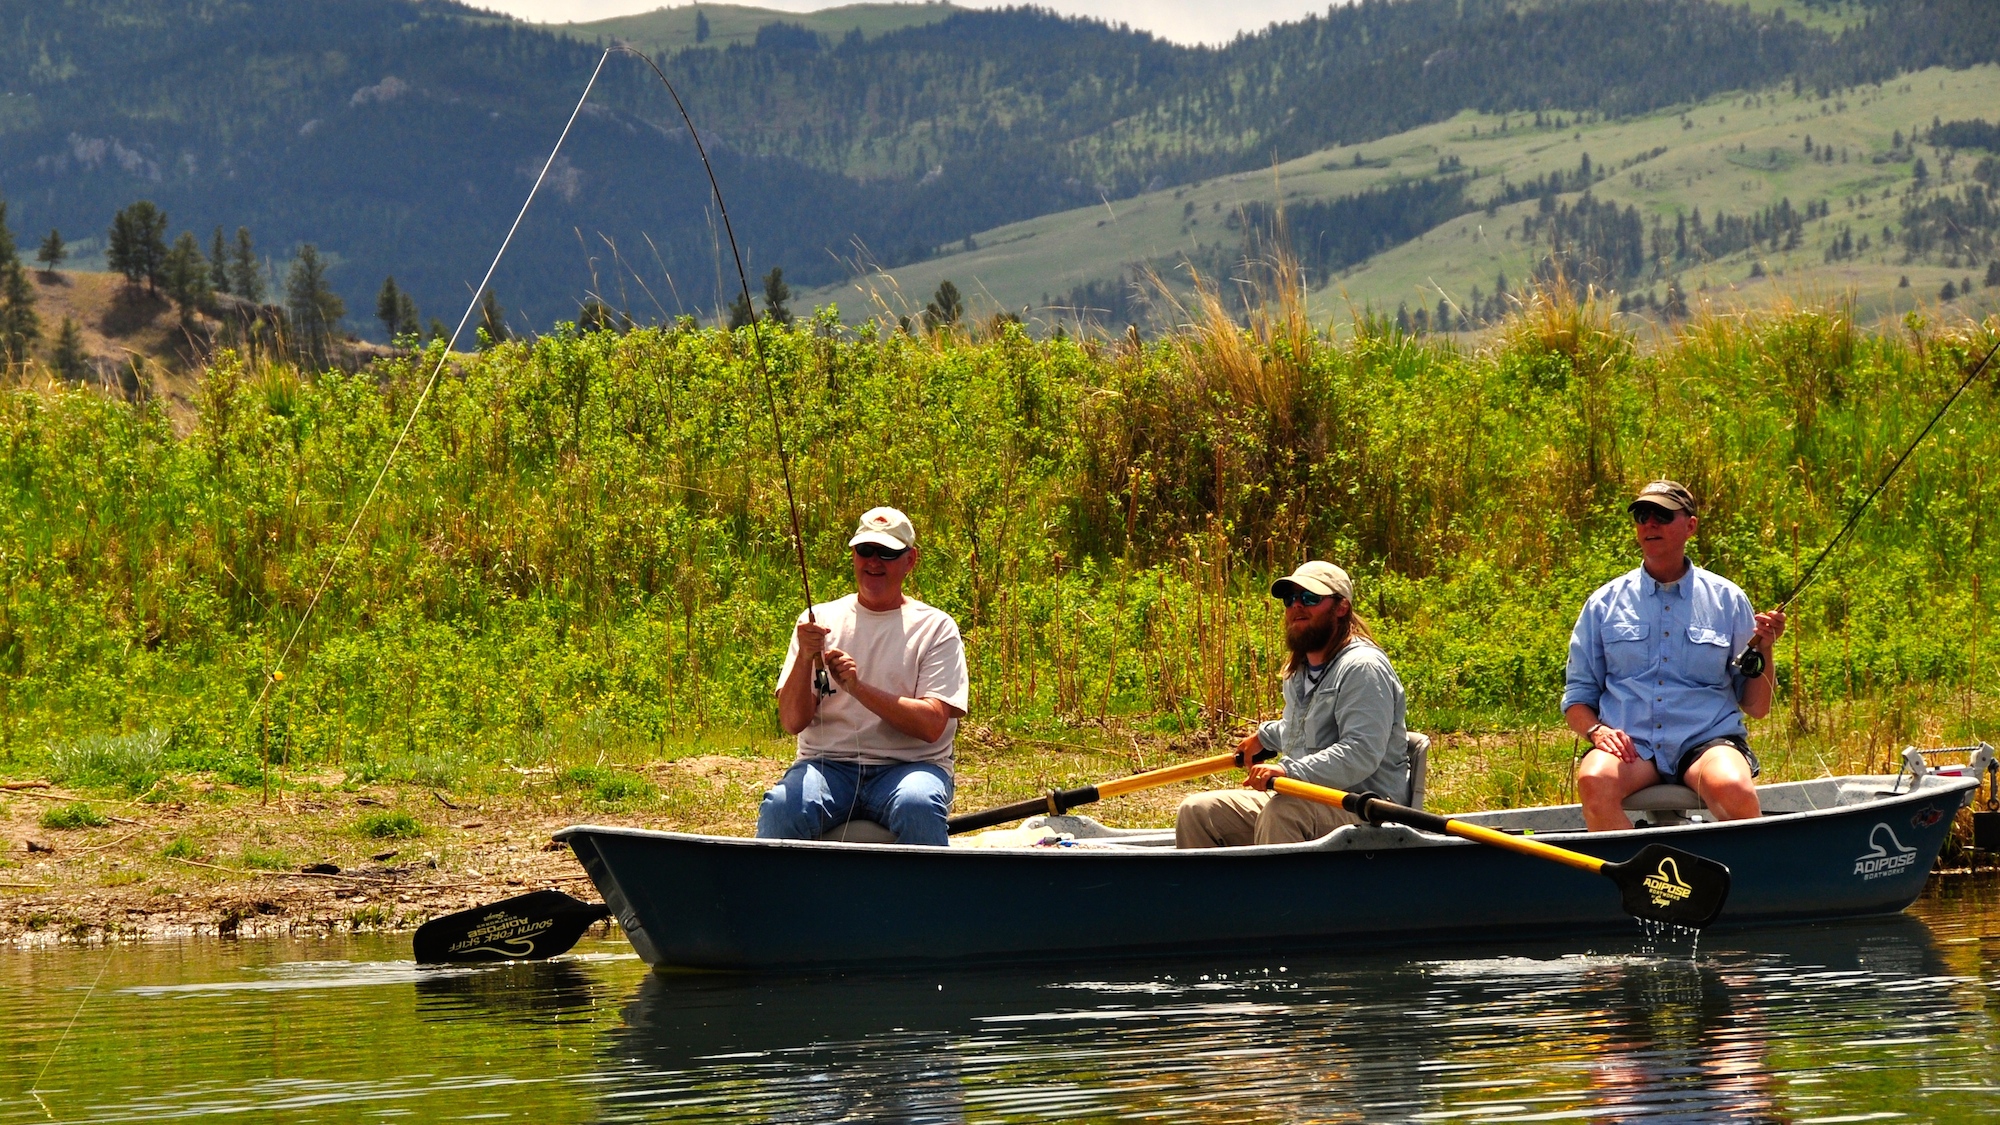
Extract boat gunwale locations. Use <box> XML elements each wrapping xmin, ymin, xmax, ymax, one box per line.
<box><xmin>554</xmin><ymin>772</ymin><xmax>1977</xmax><ymax>858</ymax></box>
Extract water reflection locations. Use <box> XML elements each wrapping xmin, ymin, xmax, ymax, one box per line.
<box><xmin>599</xmin><ymin>915</ymin><xmax>1964</xmax><ymax>1123</ymax></box>
<box><xmin>0</xmin><ymin>908</ymin><xmax>1990</xmax><ymax>1123</ymax></box>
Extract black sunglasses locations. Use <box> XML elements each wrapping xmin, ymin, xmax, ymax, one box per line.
<box><xmin>853</xmin><ymin>543</ymin><xmax>910</xmax><ymax>561</ymax></box>
<box><xmin>1279</xmin><ymin>589</ymin><xmax>1328</xmax><ymax>608</ymax></box>
<box><xmin>1630</xmin><ymin>503</ymin><xmax>1682</xmax><ymax>526</ymax></box>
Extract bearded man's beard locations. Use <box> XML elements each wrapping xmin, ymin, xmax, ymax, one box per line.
<box><xmin>1286</xmin><ymin>615</ymin><xmax>1337</xmax><ymax>658</ymax></box>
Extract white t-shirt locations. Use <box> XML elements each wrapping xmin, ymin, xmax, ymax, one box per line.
<box><xmin>775</xmin><ymin>594</ymin><xmax>970</xmax><ymax>766</ymax></box>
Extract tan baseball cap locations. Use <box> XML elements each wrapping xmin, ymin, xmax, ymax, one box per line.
<box><xmin>1628</xmin><ymin>479</ymin><xmax>1697</xmax><ymax>515</ymax></box>
<box><xmin>849</xmin><ymin>506</ymin><xmax>917</xmax><ymax>550</ymax></box>
<box><xmin>1271</xmin><ymin>560</ymin><xmax>1353</xmax><ymax>601</ymax></box>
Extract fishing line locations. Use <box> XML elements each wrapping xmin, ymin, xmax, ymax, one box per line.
<box><xmin>29</xmin><ymin>946</ymin><xmax>114</xmax><ymax>1112</ymax></box>
<box><xmin>1739</xmin><ymin>335</ymin><xmax>2000</xmax><ymax>679</ymax></box>
<box><xmin>254</xmin><ymin>43</ymin><xmax>830</xmax><ymax>745</ymax></box>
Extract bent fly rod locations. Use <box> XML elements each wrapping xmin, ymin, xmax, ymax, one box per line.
<box><xmin>260</xmin><ymin>44</ymin><xmax>826</xmax><ymax>744</ymax></box>
<box><xmin>1739</xmin><ymin>336</ymin><xmax>2000</xmax><ymax>679</ymax></box>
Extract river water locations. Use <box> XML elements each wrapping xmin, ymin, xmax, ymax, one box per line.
<box><xmin>5</xmin><ymin>879</ymin><xmax>2000</xmax><ymax>1123</ymax></box>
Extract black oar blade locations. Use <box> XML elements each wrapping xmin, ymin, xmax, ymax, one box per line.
<box><xmin>414</xmin><ymin>889</ymin><xmax>612</xmax><ymax>964</ymax></box>
<box><xmin>1602</xmin><ymin>843</ymin><xmax>1731</xmax><ymax>928</ymax></box>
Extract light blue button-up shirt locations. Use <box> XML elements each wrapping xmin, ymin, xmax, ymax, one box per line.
<box><xmin>1562</xmin><ymin>564</ymin><xmax>1756</xmax><ymax>776</ymax></box>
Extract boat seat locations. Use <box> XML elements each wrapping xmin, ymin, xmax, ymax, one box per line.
<box><xmin>1623</xmin><ymin>785</ymin><xmax>1707</xmax><ymax>811</ymax></box>
<box><xmin>1405</xmin><ymin>731</ymin><xmax>1430</xmax><ymax>810</ymax></box>
<box><xmin>817</xmin><ymin>819</ymin><xmax>898</xmax><ymax>844</ymax></box>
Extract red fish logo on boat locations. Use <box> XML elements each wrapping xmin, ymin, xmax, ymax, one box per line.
<box><xmin>1911</xmin><ymin>806</ymin><xmax>1947</xmax><ymax>830</ymax></box>
<box><xmin>1854</xmin><ymin>823</ymin><xmax>1921</xmax><ymax>881</ymax></box>
<box><xmin>1642</xmin><ymin>857</ymin><xmax>1693</xmax><ymax>907</ymax></box>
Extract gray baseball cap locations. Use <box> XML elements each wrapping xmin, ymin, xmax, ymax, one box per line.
<box><xmin>1270</xmin><ymin>560</ymin><xmax>1353</xmax><ymax>601</ymax></box>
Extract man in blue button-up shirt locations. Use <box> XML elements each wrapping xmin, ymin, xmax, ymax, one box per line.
<box><xmin>1563</xmin><ymin>481</ymin><xmax>1785</xmax><ymax>831</ymax></box>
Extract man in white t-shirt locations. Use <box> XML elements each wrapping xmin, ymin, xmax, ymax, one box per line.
<box><xmin>758</xmin><ymin>507</ymin><xmax>970</xmax><ymax>846</ymax></box>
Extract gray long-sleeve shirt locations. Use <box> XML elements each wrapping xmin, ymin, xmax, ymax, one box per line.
<box><xmin>1256</xmin><ymin>639</ymin><xmax>1410</xmax><ymax>800</ymax></box>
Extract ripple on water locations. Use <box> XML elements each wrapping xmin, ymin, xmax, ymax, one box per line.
<box><xmin>3</xmin><ymin>897</ymin><xmax>2000</xmax><ymax>1123</ymax></box>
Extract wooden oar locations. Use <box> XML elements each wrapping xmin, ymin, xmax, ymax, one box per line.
<box><xmin>946</xmin><ymin>747</ymin><xmax>1274</xmax><ymax>835</ymax></box>
<box><xmin>414</xmin><ymin>889</ymin><xmax>611</xmax><ymax>964</ymax></box>
<box><xmin>1267</xmin><ymin>777</ymin><xmax>1731</xmax><ymax>928</ymax></box>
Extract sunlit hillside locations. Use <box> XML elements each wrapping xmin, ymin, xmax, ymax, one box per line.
<box><xmin>812</xmin><ymin>66</ymin><xmax>2000</xmax><ymax>334</ymax></box>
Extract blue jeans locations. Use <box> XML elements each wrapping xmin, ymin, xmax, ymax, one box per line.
<box><xmin>756</xmin><ymin>759</ymin><xmax>955</xmax><ymax>846</ymax></box>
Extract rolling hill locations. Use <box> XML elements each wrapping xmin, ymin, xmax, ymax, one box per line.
<box><xmin>809</xmin><ymin>64</ymin><xmax>2000</xmax><ymax>333</ymax></box>
<box><xmin>536</xmin><ymin>3</ymin><xmax>963</xmax><ymax>53</ymax></box>
<box><xmin>1</xmin><ymin>0</ymin><xmax>1997</xmax><ymax>343</ymax></box>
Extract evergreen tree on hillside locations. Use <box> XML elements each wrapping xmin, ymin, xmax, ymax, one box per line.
<box><xmin>163</xmin><ymin>232</ymin><xmax>211</xmax><ymax>323</ymax></box>
<box><xmin>36</xmin><ymin>229</ymin><xmax>65</xmax><ymax>275</ymax></box>
<box><xmin>478</xmin><ymin>289</ymin><xmax>508</xmax><ymax>348</ymax></box>
<box><xmin>229</xmin><ymin>227</ymin><xmax>264</xmax><ymax>302</ymax></box>
<box><xmin>0</xmin><ymin>202</ymin><xmax>40</xmax><ymax>364</ymax></box>
<box><xmin>107</xmin><ymin>202</ymin><xmax>169</xmax><ymax>293</ymax></box>
<box><xmin>51</xmin><ymin>318</ymin><xmax>88</xmax><ymax>380</ymax></box>
<box><xmin>924</xmin><ymin>280</ymin><xmax>962</xmax><ymax>331</ymax></box>
<box><xmin>378</xmin><ymin>276</ymin><xmax>405</xmax><ymax>338</ymax></box>
<box><xmin>726</xmin><ymin>289</ymin><xmax>754</xmax><ymax>330</ymax></box>
<box><xmin>209</xmin><ymin>227</ymin><xmax>230</xmax><ymax>295</ymax></box>
<box><xmin>762</xmin><ymin>266</ymin><xmax>792</xmax><ymax>324</ymax></box>
<box><xmin>397</xmin><ymin>290</ymin><xmax>418</xmax><ymax>341</ymax></box>
<box><xmin>285</xmin><ymin>244</ymin><xmax>344</xmax><ymax>366</ymax></box>
<box><xmin>694</xmin><ymin>8</ymin><xmax>709</xmax><ymax>43</ymax></box>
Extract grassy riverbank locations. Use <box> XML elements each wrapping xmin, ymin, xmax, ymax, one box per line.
<box><xmin>3</xmin><ymin>288</ymin><xmax>1999</xmax><ymax>933</ymax></box>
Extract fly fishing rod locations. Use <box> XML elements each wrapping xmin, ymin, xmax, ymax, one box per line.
<box><xmin>1739</xmin><ymin>335</ymin><xmax>2000</xmax><ymax>680</ymax></box>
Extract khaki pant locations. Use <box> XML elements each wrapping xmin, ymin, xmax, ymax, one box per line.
<box><xmin>1175</xmin><ymin>789</ymin><xmax>1364</xmax><ymax>848</ymax></box>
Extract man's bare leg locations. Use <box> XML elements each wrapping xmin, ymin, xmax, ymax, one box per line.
<box><xmin>1681</xmin><ymin>746</ymin><xmax>1760</xmax><ymax>821</ymax></box>
<box><xmin>1576</xmin><ymin>749</ymin><xmax>1662</xmax><ymax>831</ymax></box>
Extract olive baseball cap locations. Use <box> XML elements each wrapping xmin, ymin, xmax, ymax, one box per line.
<box><xmin>1628</xmin><ymin>479</ymin><xmax>1697</xmax><ymax>516</ymax></box>
<box><xmin>1271</xmin><ymin>560</ymin><xmax>1353</xmax><ymax>601</ymax></box>
<box><xmin>849</xmin><ymin>506</ymin><xmax>917</xmax><ymax>550</ymax></box>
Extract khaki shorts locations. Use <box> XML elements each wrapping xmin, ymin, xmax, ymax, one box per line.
<box><xmin>1175</xmin><ymin>788</ymin><xmax>1364</xmax><ymax>848</ymax></box>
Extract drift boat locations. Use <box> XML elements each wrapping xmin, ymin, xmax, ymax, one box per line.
<box><xmin>555</xmin><ymin>755</ymin><xmax>1987</xmax><ymax>971</ymax></box>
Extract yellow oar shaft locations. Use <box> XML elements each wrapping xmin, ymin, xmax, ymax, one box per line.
<box><xmin>1269</xmin><ymin>777</ymin><xmax>1606</xmax><ymax>874</ymax></box>
<box><xmin>1097</xmin><ymin>751</ymin><xmax>1242</xmax><ymax>799</ymax></box>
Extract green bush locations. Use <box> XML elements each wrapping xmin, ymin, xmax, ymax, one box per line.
<box><xmin>239</xmin><ymin>846</ymin><xmax>290</xmax><ymax>870</ymax></box>
<box><xmin>355</xmin><ymin>810</ymin><xmax>424</xmax><ymax>839</ymax></box>
<box><xmin>39</xmin><ymin>803</ymin><xmax>109</xmax><ymax>830</ymax></box>
<box><xmin>0</xmin><ymin>308</ymin><xmax>1995</xmax><ymax>785</ymax></box>
<box><xmin>557</xmin><ymin>765</ymin><xmax>656</xmax><ymax>805</ymax></box>
<box><xmin>159</xmin><ymin>835</ymin><xmax>202</xmax><ymax>860</ymax></box>
<box><xmin>47</xmin><ymin>729</ymin><xmax>167</xmax><ymax>795</ymax></box>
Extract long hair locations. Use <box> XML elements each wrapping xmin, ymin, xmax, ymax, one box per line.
<box><xmin>1284</xmin><ymin>597</ymin><xmax>1375</xmax><ymax>677</ymax></box>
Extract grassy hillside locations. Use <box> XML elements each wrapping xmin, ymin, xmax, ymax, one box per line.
<box><xmin>2</xmin><ymin>301</ymin><xmax>1996</xmax><ymax>818</ymax></box>
<box><xmin>543</xmin><ymin>3</ymin><xmax>963</xmax><ymax>52</ymax></box>
<box><xmin>813</xmin><ymin>65</ymin><xmax>2000</xmax><ymax>332</ymax></box>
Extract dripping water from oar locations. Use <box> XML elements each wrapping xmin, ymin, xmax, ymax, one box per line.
<box><xmin>1738</xmin><ymin>336</ymin><xmax>2000</xmax><ymax>680</ymax></box>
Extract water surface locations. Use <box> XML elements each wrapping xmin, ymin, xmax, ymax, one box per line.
<box><xmin>7</xmin><ymin>879</ymin><xmax>2000</xmax><ymax>1122</ymax></box>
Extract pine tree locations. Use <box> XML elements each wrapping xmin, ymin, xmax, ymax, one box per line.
<box><xmin>208</xmin><ymin>226</ymin><xmax>230</xmax><ymax>295</ymax></box>
<box><xmin>107</xmin><ymin>201</ymin><xmax>169</xmax><ymax>293</ymax></box>
<box><xmin>229</xmin><ymin>227</ymin><xmax>263</xmax><ymax>302</ymax></box>
<box><xmin>0</xmin><ymin>201</ymin><xmax>39</xmax><ymax>363</ymax></box>
<box><xmin>163</xmin><ymin>231</ymin><xmax>211</xmax><ymax>322</ymax></box>
<box><xmin>397</xmin><ymin>291</ymin><xmax>419</xmax><ymax>341</ymax></box>
<box><xmin>478</xmin><ymin>289</ymin><xmax>508</xmax><ymax>347</ymax></box>
<box><xmin>726</xmin><ymin>289</ymin><xmax>754</xmax><ymax>329</ymax></box>
<box><xmin>285</xmin><ymin>243</ymin><xmax>345</xmax><ymax>366</ymax></box>
<box><xmin>923</xmin><ymin>279</ymin><xmax>962</xmax><ymax>331</ymax></box>
<box><xmin>51</xmin><ymin>317</ymin><xmax>88</xmax><ymax>380</ymax></box>
<box><xmin>762</xmin><ymin>266</ymin><xmax>792</xmax><ymax>324</ymax></box>
<box><xmin>694</xmin><ymin>8</ymin><xmax>710</xmax><ymax>42</ymax></box>
<box><xmin>36</xmin><ymin>229</ymin><xmax>64</xmax><ymax>275</ymax></box>
<box><xmin>1987</xmin><ymin>260</ymin><xmax>2000</xmax><ymax>289</ymax></box>
<box><xmin>377</xmin><ymin>276</ymin><xmax>404</xmax><ymax>338</ymax></box>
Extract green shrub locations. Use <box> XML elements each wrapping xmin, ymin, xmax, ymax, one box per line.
<box><xmin>47</xmin><ymin>730</ymin><xmax>167</xmax><ymax>795</ymax></box>
<box><xmin>557</xmin><ymin>765</ymin><xmax>655</xmax><ymax>805</ymax></box>
<box><xmin>39</xmin><ymin>803</ymin><xmax>109</xmax><ymax>830</ymax></box>
<box><xmin>355</xmin><ymin>810</ymin><xmax>424</xmax><ymax>839</ymax></box>
<box><xmin>159</xmin><ymin>835</ymin><xmax>202</xmax><ymax>860</ymax></box>
<box><xmin>239</xmin><ymin>846</ymin><xmax>290</xmax><ymax>870</ymax></box>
